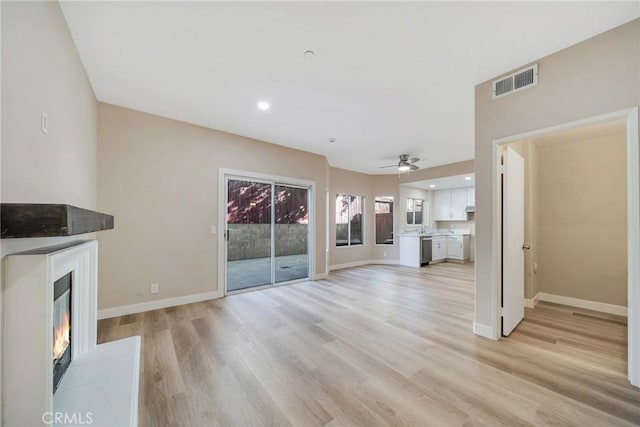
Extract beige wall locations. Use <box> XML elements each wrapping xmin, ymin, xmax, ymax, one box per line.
<box><xmin>397</xmin><ymin>160</ymin><xmax>474</xmax><ymax>184</ymax></box>
<box><xmin>370</xmin><ymin>174</ymin><xmax>401</xmax><ymax>261</ymax></box>
<box><xmin>534</xmin><ymin>133</ymin><xmax>627</xmax><ymax>305</ymax></box>
<box><xmin>474</xmin><ymin>19</ymin><xmax>640</xmax><ymax>328</ymax></box>
<box><xmin>399</xmin><ymin>186</ymin><xmax>431</xmax><ymax>229</ymax></box>
<box><xmin>329</xmin><ymin>167</ymin><xmax>378</xmax><ymax>267</ymax></box>
<box><xmin>97</xmin><ymin>103</ymin><xmax>328</xmax><ymax>309</ymax></box>
<box><xmin>1</xmin><ymin>1</ymin><xmax>98</xmax><ymax>416</ymax></box>
<box><xmin>1</xmin><ymin>0</ymin><xmax>97</xmax><ymax>256</ymax></box>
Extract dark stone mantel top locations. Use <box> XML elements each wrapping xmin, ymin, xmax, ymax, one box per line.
<box><xmin>0</xmin><ymin>203</ymin><xmax>114</xmax><ymax>239</ymax></box>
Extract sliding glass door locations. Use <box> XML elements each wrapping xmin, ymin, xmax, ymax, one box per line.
<box><xmin>226</xmin><ymin>177</ymin><xmax>309</xmax><ymax>292</ymax></box>
<box><xmin>275</xmin><ymin>185</ymin><xmax>309</xmax><ymax>283</ymax></box>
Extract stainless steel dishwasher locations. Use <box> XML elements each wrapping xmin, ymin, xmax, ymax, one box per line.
<box><xmin>421</xmin><ymin>236</ymin><xmax>432</xmax><ymax>265</ymax></box>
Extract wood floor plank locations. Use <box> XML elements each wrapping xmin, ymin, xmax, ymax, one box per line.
<box><xmin>99</xmin><ymin>262</ymin><xmax>640</xmax><ymax>426</ymax></box>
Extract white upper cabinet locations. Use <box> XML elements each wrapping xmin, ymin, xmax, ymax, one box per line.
<box><xmin>434</xmin><ymin>187</ymin><xmax>474</xmax><ymax>221</ymax></box>
<box><xmin>434</xmin><ymin>190</ymin><xmax>452</xmax><ymax>221</ymax></box>
<box><xmin>451</xmin><ymin>188</ymin><xmax>468</xmax><ymax>220</ymax></box>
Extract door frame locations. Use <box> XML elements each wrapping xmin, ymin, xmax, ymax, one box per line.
<box><xmin>218</xmin><ymin>168</ymin><xmax>316</xmax><ymax>296</ymax></box>
<box><xmin>489</xmin><ymin>107</ymin><xmax>639</xmax><ymax>387</ymax></box>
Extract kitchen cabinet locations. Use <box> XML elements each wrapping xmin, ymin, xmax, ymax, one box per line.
<box><xmin>466</xmin><ymin>187</ymin><xmax>475</xmax><ymax>207</ymax></box>
<box><xmin>434</xmin><ymin>187</ymin><xmax>473</xmax><ymax>221</ymax></box>
<box><xmin>434</xmin><ymin>190</ymin><xmax>451</xmax><ymax>221</ymax></box>
<box><xmin>432</xmin><ymin>235</ymin><xmax>447</xmax><ymax>262</ymax></box>
<box><xmin>399</xmin><ymin>235</ymin><xmax>421</xmax><ymax>267</ymax></box>
<box><xmin>451</xmin><ymin>188</ymin><xmax>467</xmax><ymax>220</ymax></box>
<box><xmin>446</xmin><ymin>235</ymin><xmax>470</xmax><ymax>261</ymax></box>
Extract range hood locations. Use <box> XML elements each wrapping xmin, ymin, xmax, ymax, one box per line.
<box><xmin>1</xmin><ymin>203</ymin><xmax>114</xmax><ymax>238</ymax></box>
<box><xmin>465</xmin><ymin>205</ymin><xmax>475</xmax><ymax>213</ymax></box>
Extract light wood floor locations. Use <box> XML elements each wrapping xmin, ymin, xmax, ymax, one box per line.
<box><xmin>98</xmin><ymin>263</ymin><xmax>640</xmax><ymax>426</ymax></box>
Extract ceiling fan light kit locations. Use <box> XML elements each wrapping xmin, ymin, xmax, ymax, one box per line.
<box><xmin>379</xmin><ymin>154</ymin><xmax>421</xmax><ymax>173</ymax></box>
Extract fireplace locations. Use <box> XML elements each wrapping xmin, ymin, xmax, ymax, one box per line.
<box><xmin>52</xmin><ymin>272</ymin><xmax>72</xmax><ymax>393</ymax></box>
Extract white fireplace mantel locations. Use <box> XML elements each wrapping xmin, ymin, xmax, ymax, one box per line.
<box><xmin>2</xmin><ymin>240</ymin><xmax>140</xmax><ymax>426</ymax></box>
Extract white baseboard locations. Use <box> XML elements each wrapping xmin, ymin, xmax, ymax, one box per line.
<box><xmin>473</xmin><ymin>322</ymin><xmax>498</xmax><ymax>340</ymax></box>
<box><xmin>535</xmin><ymin>292</ymin><xmax>627</xmax><ymax>317</ymax></box>
<box><xmin>314</xmin><ymin>272</ymin><xmax>328</xmax><ymax>280</ymax></box>
<box><xmin>524</xmin><ymin>292</ymin><xmax>541</xmax><ymax>309</ymax></box>
<box><xmin>329</xmin><ymin>259</ymin><xmax>400</xmax><ymax>271</ymax></box>
<box><xmin>98</xmin><ymin>290</ymin><xmax>224</xmax><ymax>319</ymax></box>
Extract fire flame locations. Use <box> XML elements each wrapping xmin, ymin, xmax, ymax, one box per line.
<box><xmin>53</xmin><ymin>312</ymin><xmax>70</xmax><ymax>360</ymax></box>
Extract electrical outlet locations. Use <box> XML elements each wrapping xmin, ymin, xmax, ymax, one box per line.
<box><xmin>210</xmin><ymin>226</ymin><xmax>216</xmax><ymax>235</ymax></box>
<box><xmin>383</xmin><ymin>252</ymin><xmax>387</xmax><ymax>257</ymax></box>
<box><xmin>150</xmin><ymin>283</ymin><xmax>159</xmax><ymax>294</ymax></box>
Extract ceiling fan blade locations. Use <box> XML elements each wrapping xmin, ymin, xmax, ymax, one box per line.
<box><xmin>409</xmin><ymin>157</ymin><xmax>420</xmax><ymax>163</ymax></box>
<box><xmin>409</xmin><ymin>164</ymin><xmax>419</xmax><ymax>171</ymax></box>
<box><xmin>378</xmin><ymin>164</ymin><xmax>398</xmax><ymax>168</ymax></box>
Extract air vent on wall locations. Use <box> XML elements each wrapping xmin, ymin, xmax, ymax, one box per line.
<box><xmin>492</xmin><ymin>64</ymin><xmax>538</xmax><ymax>99</ymax></box>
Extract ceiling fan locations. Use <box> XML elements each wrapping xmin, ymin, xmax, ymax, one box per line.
<box><xmin>379</xmin><ymin>154</ymin><xmax>420</xmax><ymax>172</ymax></box>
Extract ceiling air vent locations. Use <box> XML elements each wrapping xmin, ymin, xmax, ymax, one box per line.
<box><xmin>492</xmin><ymin>64</ymin><xmax>538</xmax><ymax>99</ymax></box>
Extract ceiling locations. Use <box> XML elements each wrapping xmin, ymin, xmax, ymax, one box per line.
<box><xmin>404</xmin><ymin>174</ymin><xmax>474</xmax><ymax>191</ymax></box>
<box><xmin>59</xmin><ymin>1</ymin><xmax>639</xmax><ymax>174</ymax></box>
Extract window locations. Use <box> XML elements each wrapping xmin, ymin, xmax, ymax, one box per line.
<box><xmin>336</xmin><ymin>194</ymin><xmax>363</xmax><ymax>246</ymax></box>
<box><xmin>375</xmin><ymin>197</ymin><xmax>394</xmax><ymax>245</ymax></box>
<box><xmin>406</xmin><ymin>198</ymin><xmax>424</xmax><ymax>225</ymax></box>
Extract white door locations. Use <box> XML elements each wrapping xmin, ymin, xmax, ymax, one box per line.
<box><xmin>502</xmin><ymin>147</ymin><xmax>525</xmax><ymax>336</ymax></box>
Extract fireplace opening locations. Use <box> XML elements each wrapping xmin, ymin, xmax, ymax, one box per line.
<box><xmin>53</xmin><ymin>272</ymin><xmax>72</xmax><ymax>393</ymax></box>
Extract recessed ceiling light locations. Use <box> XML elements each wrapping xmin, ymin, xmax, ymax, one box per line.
<box><xmin>464</xmin><ymin>176</ymin><xmax>472</xmax><ymax>181</ymax></box>
<box><xmin>304</xmin><ymin>50</ymin><xmax>315</xmax><ymax>58</ymax></box>
<box><xmin>329</xmin><ymin>137</ymin><xmax>336</xmax><ymax>143</ymax></box>
<box><xmin>257</xmin><ymin>101</ymin><xmax>270</xmax><ymax>111</ymax></box>
<box><xmin>429</xmin><ymin>184</ymin><xmax>436</xmax><ymax>188</ymax></box>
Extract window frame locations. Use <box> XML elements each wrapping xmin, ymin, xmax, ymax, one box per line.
<box><xmin>406</xmin><ymin>198</ymin><xmax>424</xmax><ymax>225</ymax></box>
<box><xmin>336</xmin><ymin>193</ymin><xmax>365</xmax><ymax>247</ymax></box>
<box><xmin>374</xmin><ymin>196</ymin><xmax>394</xmax><ymax>245</ymax></box>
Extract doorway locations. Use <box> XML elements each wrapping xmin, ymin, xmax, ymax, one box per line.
<box><xmin>222</xmin><ymin>172</ymin><xmax>313</xmax><ymax>294</ymax></box>
<box><xmin>492</xmin><ymin>108</ymin><xmax>639</xmax><ymax>387</ymax></box>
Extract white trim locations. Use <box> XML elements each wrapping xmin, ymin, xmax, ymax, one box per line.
<box><xmin>524</xmin><ymin>292</ymin><xmax>541</xmax><ymax>309</ymax></box>
<box><xmin>218</xmin><ymin>168</ymin><xmax>316</xmax><ymax>297</ymax></box>
<box><xmin>329</xmin><ymin>258</ymin><xmax>400</xmax><ymax>271</ymax></box>
<box><xmin>97</xmin><ymin>290</ymin><xmax>223</xmax><ymax>320</ymax></box>
<box><xmin>314</xmin><ymin>272</ymin><xmax>328</xmax><ymax>280</ymax></box>
<box><xmin>473</xmin><ymin>322</ymin><xmax>498</xmax><ymax>340</ymax></box>
<box><xmin>534</xmin><ymin>292</ymin><xmax>627</xmax><ymax>317</ymax></box>
<box><xmin>626</xmin><ymin>108</ymin><xmax>640</xmax><ymax>387</ymax></box>
<box><xmin>486</xmin><ymin>107</ymin><xmax>639</xmax><ymax>387</ymax></box>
